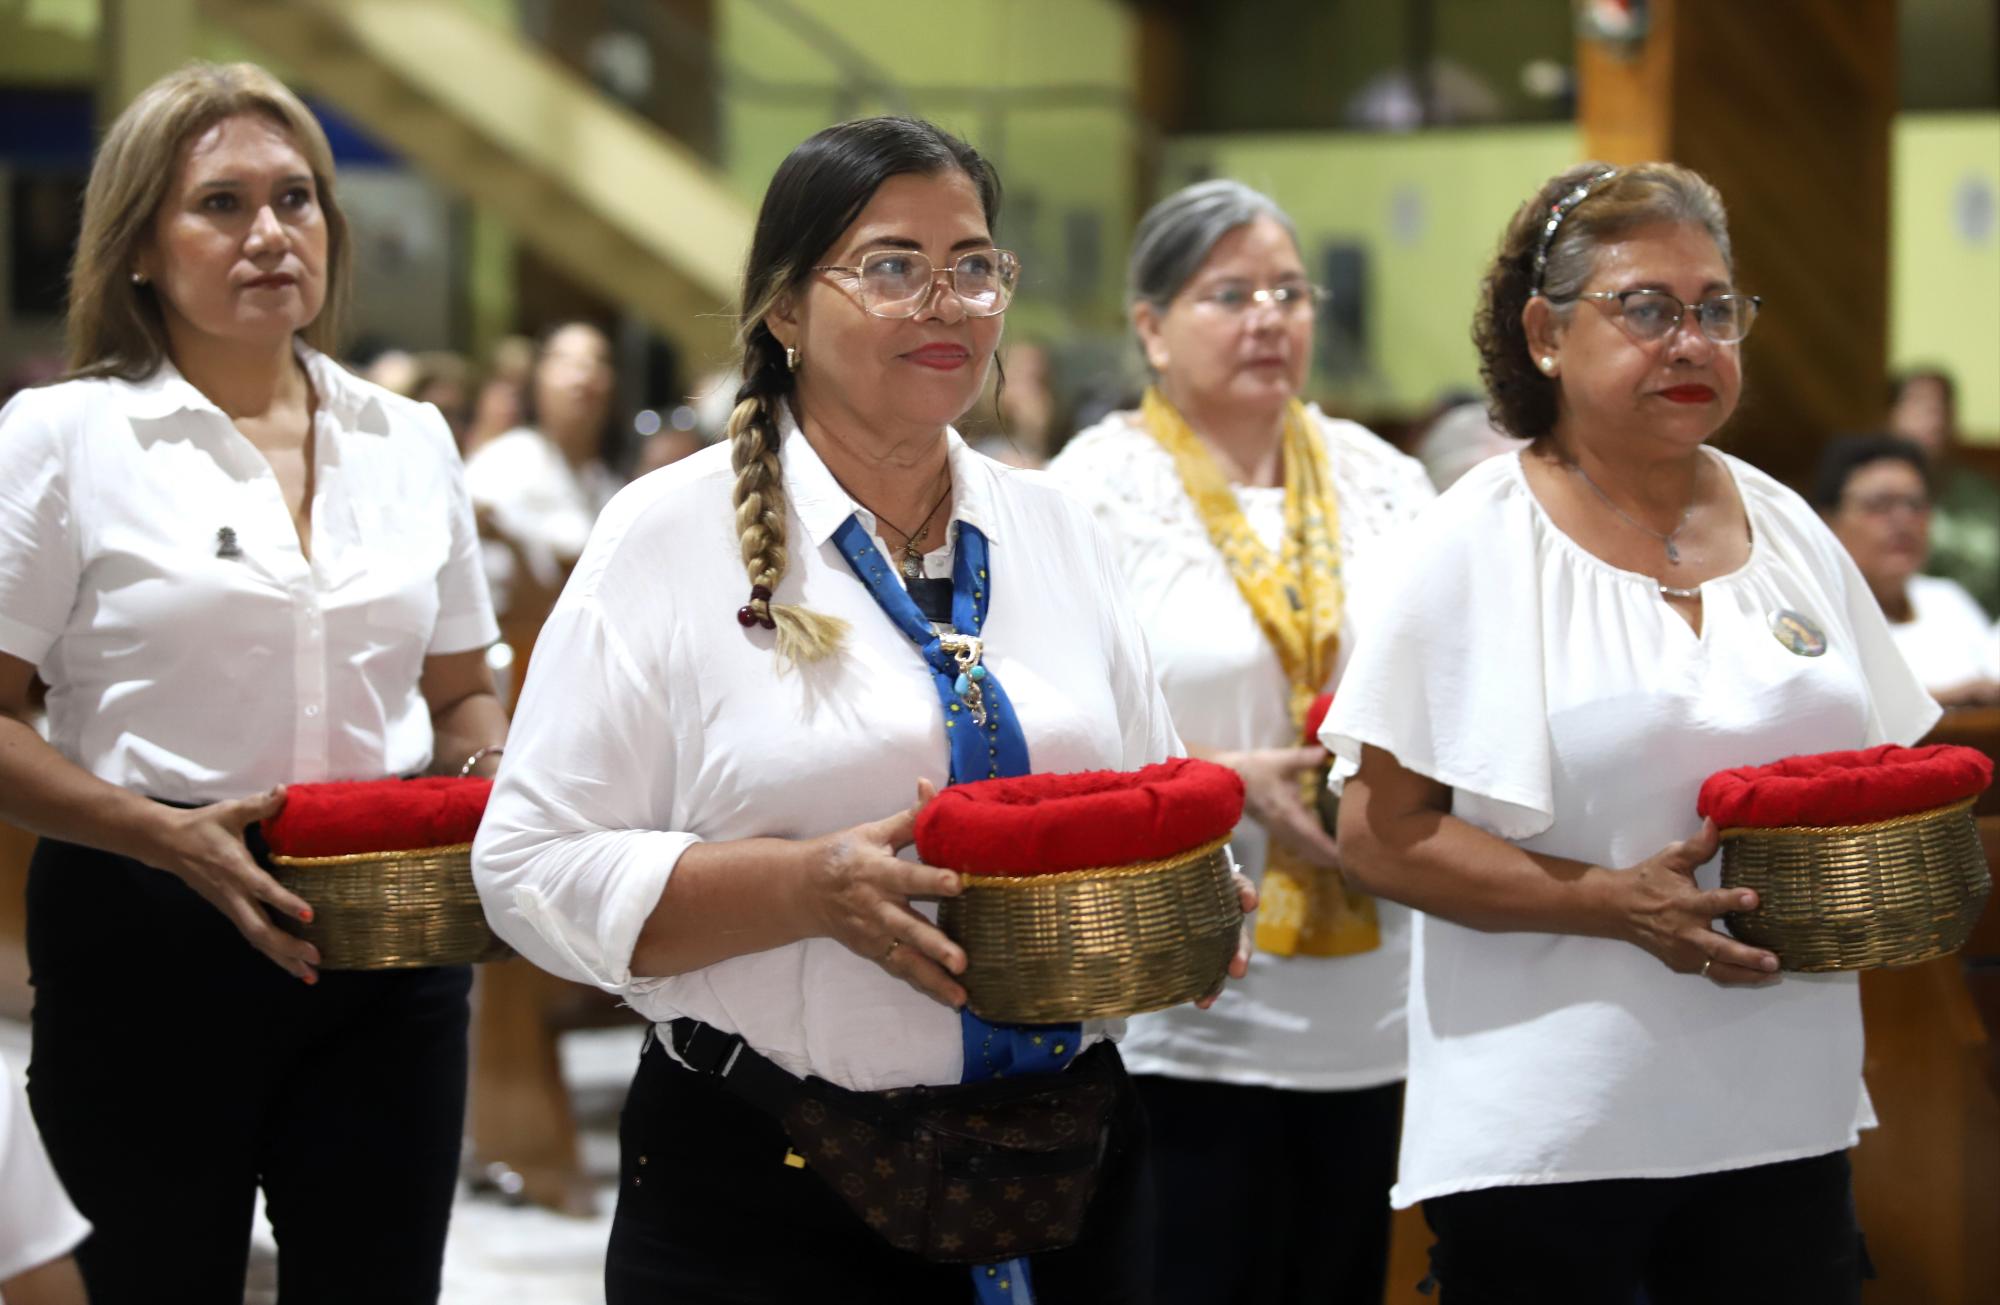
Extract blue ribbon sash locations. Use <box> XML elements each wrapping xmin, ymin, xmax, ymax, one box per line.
<box><xmin>831</xmin><ymin>513</ymin><xmax>1081</xmax><ymax>1303</ymax></box>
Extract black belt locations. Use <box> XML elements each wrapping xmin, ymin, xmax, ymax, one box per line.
<box><xmin>664</xmin><ymin>1017</ymin><xmax>822</xmax><ymax>1121</ymax></box>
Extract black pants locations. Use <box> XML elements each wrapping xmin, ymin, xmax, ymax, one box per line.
<box><xmin>25</xmin><ymin>836</ymin><xmax>471</xmax><ymax>1305</ymax></box>
<box><xmin>606</xmin><ymin>1034</ymin><xmax>1156</xmax><ymax>1303</ymax></box>
<box><xmin>1421</xmin><ymin>1150</ymin><xmax>1868</xmax><ymax>1304</ymax></box>
<box><xmin>1134</xmin><ymin>1072</ymin><xmax>1403</xmax><ymax>1305</ymax></box>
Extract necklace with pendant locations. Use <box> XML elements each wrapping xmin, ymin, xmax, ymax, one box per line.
<box><xmin>1564</xmin><ymin>458</ymin><xmax>1697</xmax><ymax>564</ymax></box>
<box><xmin>875</xmin><ymin>472</ymin><xmax>955</xmax><ymax>581</ymax></box>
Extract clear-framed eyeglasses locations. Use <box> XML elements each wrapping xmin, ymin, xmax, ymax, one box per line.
<box><xmin>1190</xmin><ymin>281</ymin><xmax>1324</xmax><ymax>316</ymax></box>
<box><xmin>814</xmin><ymin>248</ymin><xmax>1021</xmax><ymax>319</ymax></box>
<box><xmin>1573</xmin><ymin>289</ymin><xmax>1762</xmax><ymax>344</ymax></box>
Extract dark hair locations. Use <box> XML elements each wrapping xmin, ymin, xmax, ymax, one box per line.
<box><xmin>1887</xmin><ymin>368</ymin><xmax>1955</xmax><ymax>410</ymax></box>
<box><xmin>1809</xmin><ymin>433</ymin><xmax>1931</xmax><ymax>512</ymax></box>
<box><xmin>1474</xmin><ymin>161</ymin><xmax>1732</xmax><ymax>440</ymax></box>
<box><xmin>727</xmin><ymin>116</ymin><xmax>1001</xmax><ymax>665</ymax></box>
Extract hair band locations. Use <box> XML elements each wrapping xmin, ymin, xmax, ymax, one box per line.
<box><xmin>1531</xmin><ymin>168</ymin><xmax>1618</xmax><ymax>295</ymax></box>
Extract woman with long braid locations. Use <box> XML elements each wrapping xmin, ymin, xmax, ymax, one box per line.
<box><xmin>474</xmin><ymin>117</ymin><xmax>1249</xmax><ymax>1303</ymax></box>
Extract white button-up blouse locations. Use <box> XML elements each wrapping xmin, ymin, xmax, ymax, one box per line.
<box><xmin>0</xmin><ymin>346</ymin><xmax>499</xmax><ymax>802</ymax></box>
<box><xmin>473</xmin><ymin>416</ymin><xmax>1181</xmax><ymax>1091</ymax></box>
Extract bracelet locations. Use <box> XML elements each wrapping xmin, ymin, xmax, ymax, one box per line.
<box><xmin>458</xmin><ymin>744</ymin><xmax>505</xmax><ymax>778</ymax></box>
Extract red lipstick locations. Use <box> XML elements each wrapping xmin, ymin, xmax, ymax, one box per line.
<box><xmin>1660</xmin><ymin>384</ymin><xmax>1715</xmax><ymax>404</ymax></box>
<box><xmin>905</xmin><ymin>343</ymin><xmax>970</xmax><ymax>371</ymax></box>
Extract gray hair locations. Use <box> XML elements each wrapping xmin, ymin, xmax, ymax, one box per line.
<box><xmin>1127</xmin><ymin>178</ymin><xmax>1301</xmax><ymax>311</ymax></box>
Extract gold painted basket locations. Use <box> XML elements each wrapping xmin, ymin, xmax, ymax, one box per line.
<box><xmin>938</xmin><ymin>835</ymin><xmax>1241</xmax><ymax>1024</ymax></box>
<box><xmin>270</xmin><ymin>843</ymin><xmax>512</xmax><ymax>971</ymax></box>
<box><xmin>1720</xmin><ymin>798</ymin><xmax>1990</xmax><ymax>972</ymax></box>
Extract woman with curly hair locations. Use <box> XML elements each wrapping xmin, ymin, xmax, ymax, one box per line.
<box><xmin>1325</xmin><ymin>163</ymin><xmax>1936</xmax><ymax>1302</ymax></box>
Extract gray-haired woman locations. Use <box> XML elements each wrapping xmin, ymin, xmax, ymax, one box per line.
<box><xmin>1045</xmin><ymin>179</ymin><xmax>1434</xmax><ymax>1304</ymax></box>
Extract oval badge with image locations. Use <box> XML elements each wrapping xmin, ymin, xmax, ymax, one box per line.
<box><xmin>1770</xmin><ymin>608</ymin><xmax>1828</xmax><ymax>657</ymax></box>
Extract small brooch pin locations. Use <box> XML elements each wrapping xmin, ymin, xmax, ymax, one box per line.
<box><xmin>215</xmin><ymin>526</ymin><xmax>242</xmax><ymax>559</ymax></box>
<box><xmin>1769</xmin><ymin>608</ymin><xmax>1827</xmax><ymax>657</ymax></box>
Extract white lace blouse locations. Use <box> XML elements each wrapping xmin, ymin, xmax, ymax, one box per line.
<box><xmin>1047</xmin><ymin>406</ymin><xmax>1436</xmax><ymax>1089</ymax></box>
<box><xmin>1324</xmin><ymin>450</ymin><xmax>1939</xmax><ymax>1206</ymax></box>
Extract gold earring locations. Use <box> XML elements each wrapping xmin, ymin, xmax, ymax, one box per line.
<box><xmin>785</xmin><ymin>346</ymin><xmax>800</xmax><ymax>372</ymax></box>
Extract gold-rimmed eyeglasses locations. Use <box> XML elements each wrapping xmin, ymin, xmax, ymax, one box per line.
<box><xmin>1572</xmin><ymin>289</ymin><xmax>1762</xmax><ymax>344</ymax></box>
<box><xmin>814</xmin><ymin>248</ymin><xmax>1021</xmax><ymax>319</ymax></box>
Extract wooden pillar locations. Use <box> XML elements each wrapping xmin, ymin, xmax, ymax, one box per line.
<box><xmin>99</xmin><ymin>0</ymin><xmax>198</xmax><ymax>124</ymax></box>
<box><xmin>1578</xmin><ymin>0</ymin><xmax>1898</xmax><ymax>487</ymax></box>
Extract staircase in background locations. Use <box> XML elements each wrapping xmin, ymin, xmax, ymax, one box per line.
<box><xmin>199</xmin><ymin>0</ymin><xmax>752</xmax><ymax>367</ymax></box>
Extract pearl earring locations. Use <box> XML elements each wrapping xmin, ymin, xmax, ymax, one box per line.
<box><xmin>1539</xmin><ymin>356</ymin><xmax>1556</xmax><ymax>374</ymax></box>
<box><xmin>130</xmin><ymin>272</ymin><xmax>147</xmax><ymax>286</ymax></box>
<box><xmin>785</xmin><ymin>346</ymin><xmax>800</xmax><ymax>372</ymax></box>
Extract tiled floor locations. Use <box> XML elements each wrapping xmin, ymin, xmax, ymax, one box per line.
<box><xmin>2</xmin><ymin>1018</ymin><xmax>643</xmax><ymax>1305</ymax></box>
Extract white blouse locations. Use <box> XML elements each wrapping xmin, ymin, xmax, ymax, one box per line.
<box><xmin>1047</xmin><ymin>406</ymin><xmax>1436</xmax><ymax>1089</ymax></box>
<box><xmin>0</xmin><ymin>347</ymin><xmax>499</xmax><ymax>802</ymax></box>
<box><xmin>1325</xmin><ymin>450</ymin><xmax>1940</xmax><ymax>1207</ymax></box>
<box><xmin>463</xmin><ymin>427</ymin><xmax>621</xmax><ymax>607</ymax></box>
<box><xmin>1889</xmin><ymin>574</ymin><xmax>2000</xmax><ymax>694</ymax></box>
<box><xmin>0</xmin><ymin>1054</ymin><xmax>88</xmax><ymax>1281</ymax></box>
<box><xmin>472</xmin><ymin>416</ymin><xmax>1181</xmax><ymax>1092</ymax></box>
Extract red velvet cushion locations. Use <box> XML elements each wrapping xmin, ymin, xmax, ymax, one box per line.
<box><xmin>262</xmin><ymin>777</ymin><xmax>493</xmax><ymax>857</ymax></box>
<box><xmin>1303</xmin><ymin>692</ymin><xmax>1335</xmax><ymax>745</ymax></box>
<box><xmin>1697</xmin><ymin>744</ymin><xmax>1992</xmax><ymax>829</ymax></box>
<box><xmin>914</xmin><ymin>758</ymin><xmax>1245</xmax><ymax>877</ymax></box>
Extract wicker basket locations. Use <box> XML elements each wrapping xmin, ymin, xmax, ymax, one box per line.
<box><xmin>1720</xmin><ymin>798</ymin><xmax>1989</xmax><ymax>972</ymax></box>
<box><xmin>937</xmin><ymin>835</ymin><xmax>1239</xmax><ymax>1024</ymax></box>
<box><xmin>270</xmin><ymin>843</ymin><xmax>512</xmax><ymax>970</ymax></box>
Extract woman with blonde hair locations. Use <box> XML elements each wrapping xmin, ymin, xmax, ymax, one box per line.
<box><xmin>475</xmin><ymin>115</ymin><xmax>1251</xmax><ymax>1302</ymax></box>
<box><xmin>0</xmin><ymin>62</ymin><xmax>503</xmax><ymax>1302</ymax></box>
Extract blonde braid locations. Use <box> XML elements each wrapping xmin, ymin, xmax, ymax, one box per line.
<box><xmin>728</xmin><ymin>379</ymin><xmax>848</xmax><ymax>666</ymax></box>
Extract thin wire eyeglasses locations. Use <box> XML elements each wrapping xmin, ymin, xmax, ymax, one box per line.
<box><xmin>1571</xmin><ymin>289</ymin><xmax>1762</xmax><ymax>344</ymax></box>
<box><xmin>813</xmin><ymin>248</ymin><xmax>1021</xmax><ymax>319</ymax></box>
<box><xmin>1189</xmin><ymin>283</ymin><xmax>1324</xmax><ymax>315</ymax></box>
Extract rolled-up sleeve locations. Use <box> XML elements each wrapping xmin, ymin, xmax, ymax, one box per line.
<box><xmin>0</xmin><ymin>390</ymin><xmax>81</xmax><ymax>667</ymax></box>
<box><xmin>472</xmin><ymin>589</ymin><xmax>696</xmax><ymax>992</ymax></box>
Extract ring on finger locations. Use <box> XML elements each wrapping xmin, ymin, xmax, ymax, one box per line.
<box><xmin>883</xmin><ymin>938</ymin><xmax>902</xmax><ymax>964</ymax></box>
<box><xmin>1700</xmin><ymin>956</ymin><xmax>1714</xmax><ymax>978</ymax></box>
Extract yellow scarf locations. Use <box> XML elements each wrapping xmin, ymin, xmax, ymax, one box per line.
<box><xmin>1140</xmin><ymin>388</ymin><xmax>1379</xmax><ymax>958</ymax></box>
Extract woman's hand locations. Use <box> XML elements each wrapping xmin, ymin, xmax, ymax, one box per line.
<box><xmin>797</xmin><ymin>780</ymin><xmax>968</xmax><ymax>1009</ymax></box>
<box><xmin>1194</xmin><ymin>871</ymin><xmax>1259</xmax><ymax>1010</ymax></box>
<box><xmin>146</xmin><ymin>786</ymin><xmax>321</xmax><ymax>982</ymax></box>
<box><xmin>1612</xmin><ymin>819</ymin><xmax>1778</xmax><ymax>986</ymax></box>
<box><xmin>1219</xmin><ymin>745</ymin><xmax>1341</xmax><ymax>870</ymax></box>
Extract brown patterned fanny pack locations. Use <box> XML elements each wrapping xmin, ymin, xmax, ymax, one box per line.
<box><xmin>666</xmin><ymin>1019</ymin><xmax>1116</xmax><ymax>1264</ymax></box>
